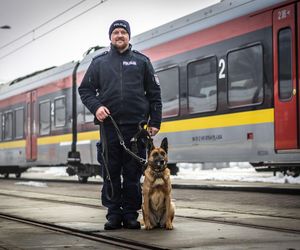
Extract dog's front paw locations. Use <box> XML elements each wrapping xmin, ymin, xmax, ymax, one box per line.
<box><xmin>144</xmin><ymin>222</ymin><xmax>154</xmax><ymax>230</ymax></box>
<box><xmin>165</xmin><ymin>221</ymin><xmax>173</xmax><ymax>230</ymax></box>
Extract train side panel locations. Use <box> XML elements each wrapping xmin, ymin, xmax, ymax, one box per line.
<box><xmin>0</xmin><ymin>0</ymin><xmax>299</xmax><ymax>178</ymax></box>
<box><xmin>148</xmin><ymin>3</ymin><xmax>300</xmax><ymax>167</ymax></box>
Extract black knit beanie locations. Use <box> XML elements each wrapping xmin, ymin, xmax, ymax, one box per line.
<box><xmin>109</xmin><ymin>20</ymin><xmax>131</xmax><ymax>40</ymax></box>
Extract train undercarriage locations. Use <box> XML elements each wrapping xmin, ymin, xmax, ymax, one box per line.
<box><xmin>66</xmin><ymin>163</ymin><xmax>178</xmax><ymax>183</ymax></box>
<box><xmin>66</xmin><ymin>164</ymin><xmax>102</xmax><ymax>183</ymax></box>
<box><xmin>0</xmin><ymin>166</ymin><xmax>29</xmax><ymax>179</ymax></box>
<box><xmin>251</xmin><ymin>162</ymin><xmax>300</xmax><ymax>177</ymax></box>
<box><xmin>0</xmin><ymin>161</ymin><xmax>298</xmax><ymax>182</ymax></box>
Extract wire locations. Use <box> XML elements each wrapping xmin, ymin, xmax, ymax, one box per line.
<box><xmin>0</xmin><ymin>0</ymin><xmax>108</xmax><ymax>61</ymax></box>
<box><xmin>0</xmin><ymin>0</ymin><xmax>87</xmax><ymax>51</ymax></box>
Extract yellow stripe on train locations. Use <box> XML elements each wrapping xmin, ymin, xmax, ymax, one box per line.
<box><xmin>0</xmin><ymin>139</ymin><xmax>26</xmax><ymax>149</ymax></box>
<box><xmin>160</xmin><ymin>108</ymin><xmax>274</xmax><ymax>133</ymax></box>
<box><xmin>0</xmin><ymin>109</ymin><xmax>274</xmax><ymax>149</ymax></box>
<box><xmin>37</xmin><ymin>130</ymin><xmax>99</xmax><ymax>145</ymax></box>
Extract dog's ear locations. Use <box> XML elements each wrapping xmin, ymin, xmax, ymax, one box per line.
<box><xmin>160</xmin><ymin>137</ymin><xmax>168</xmax><ymax>154</ymax></box>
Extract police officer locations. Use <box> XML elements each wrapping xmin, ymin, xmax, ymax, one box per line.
<box><xmin>78</xmin><ymin>20</ymin><xmax>162</xmax><ymax>230</ymax></box>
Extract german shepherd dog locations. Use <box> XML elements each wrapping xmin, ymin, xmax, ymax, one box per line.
<box><xmin>142</xmin><ymin>137</ymin><xmax>175</xmax><ymax>230</ymax></box>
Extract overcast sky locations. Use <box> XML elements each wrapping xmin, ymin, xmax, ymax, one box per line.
<box><xmin>0</xmin><ymin>0</ymin><xmax>219</xmax><ymax>83</ymax></box>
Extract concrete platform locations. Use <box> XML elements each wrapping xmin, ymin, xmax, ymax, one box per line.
<box><xmin>0</xmin><ymin>187</ymin><xmax>299</xmax><ymax>250</ymax></box>
<box><xmin>0</xmin><ymin>217</ymin><xmax>125</xmax><ymax>250</ymax></box>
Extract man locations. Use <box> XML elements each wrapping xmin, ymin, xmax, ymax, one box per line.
<box><xmin>78</xmin><ymin>20</ymin><xmax>162</xmax><ymax>230</ymax></box>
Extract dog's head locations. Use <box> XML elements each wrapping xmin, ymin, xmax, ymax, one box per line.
<box><xmin>148</xmin><ymin>137</ymin><xmax>168</xmax><ymax>173</ymax></box>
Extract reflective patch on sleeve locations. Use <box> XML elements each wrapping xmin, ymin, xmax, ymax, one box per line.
<box><xmin>154</xmin><ymin>74</ymin><xmax>160</xmax><ymax>85</ymax></box>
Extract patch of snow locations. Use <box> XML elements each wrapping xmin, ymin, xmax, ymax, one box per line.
<box><xmin>15</xmin><ymin>181</ymin><xmax>48</xmax><ymax>188</ymax></box>
<box><xmin>174</xmin><ymin>163</ymin><xmax>300</xmax><ymax>184</ymax></box>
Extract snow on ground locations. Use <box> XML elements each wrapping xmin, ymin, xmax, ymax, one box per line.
<box><xmin>174</xmin><ymin>162</ymin><xmax>300</xmax><ymax>184</ymax></box>
<box><xmin>22</xmin><ymin>162</ymin><xmax>300</xmax><ymax>185</ymax></box>
<box><xmin>15</xmin><ymin>181</ymin><xmax>48</xmax><ymax>188</ymax></box>
<box><xmin>27</xmin><ymin>166</ymin><xmax>69</xmax><ymax>177</ymax></box>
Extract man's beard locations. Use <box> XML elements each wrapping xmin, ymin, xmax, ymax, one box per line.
<box><xmin>114</xmin><ymin>39</ymin><xmax>128</xmax><ymax>51</ymax></box>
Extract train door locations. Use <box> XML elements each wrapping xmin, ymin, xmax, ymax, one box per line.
<box><xmin>26</xmin><ymin>90</ymin><xmax>37</xmax><ymax>161</ymax></box>
<box><xmin>273</xmin><ymin>3</ymin><xmax>299</xmax><ymax>150</ymax></box>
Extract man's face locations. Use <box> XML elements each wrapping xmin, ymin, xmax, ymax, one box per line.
<box><xmin>111</xmin><ymin>28</ymin><xmax>129</xmax><ymax>51</ymax></box>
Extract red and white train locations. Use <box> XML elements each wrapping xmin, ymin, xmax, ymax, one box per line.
<box><xmin>0</xmin><ymin>0</ymin><xmax>299</xmax><ymax>182</ymax></box>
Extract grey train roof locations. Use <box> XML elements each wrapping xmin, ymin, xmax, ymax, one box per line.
<box><xmin>0</xmin><ymin>0</ymin><xmax>286</xmax><ymax>101</ymax></box>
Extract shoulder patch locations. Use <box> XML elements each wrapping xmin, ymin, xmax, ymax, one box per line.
<box><xmin>132</xmin><ymin>49</ymin><xmax>150</xmax><ymax>60</ymax></box>
<box><xmin>93</xmin><ymin>51</ymin><xmax>108</xmax><ymax>60</ymax></box>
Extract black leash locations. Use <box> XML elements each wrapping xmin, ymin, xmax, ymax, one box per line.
<box><xmin>99</xmin><ymin>122</ymin><xmax>115</xmax><ymax>201</ymax></box>
<box><xmin>100</xmin><ymin>115</ymin><xmax>153</xmax><ymax>201</ymax></box>
<box><xmin>108</xmin><ymin>115</ymin><xmax>152</xmax><ymax>167</ymax></box>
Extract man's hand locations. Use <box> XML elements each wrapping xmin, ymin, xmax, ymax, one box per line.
<box><xmin>147</xmin><ymin>127</ymin><xmax>159</xmax><ymax>136</ymax></box>
<box><xmin>95</xmin><ymin>106</ymin><xmax>110</xmax><ymax>122</ymax></box>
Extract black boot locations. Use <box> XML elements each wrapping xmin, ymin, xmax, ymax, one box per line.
<box><xmin>123</xmin><ymin>219</ymin><xmax>141</xmax><ymax>229</ymax></box>
<box><xmin>104</xmin><ymin>218</ymin><xmax>122</xmax><ymax>230</ymax></box>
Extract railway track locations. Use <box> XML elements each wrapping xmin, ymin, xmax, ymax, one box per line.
<box><xmin>2</xmin><ymin>176</ymin><xmax>300</xmax><ymax>195</ymax></box>
<box><xmin>1</xmin><ymin>189</ymin><xmax>299</xmax><ymax>235</ymax></box>
<box><xmin>1</xmin><ymin>178</ymin><xmax>300</xmax><ymax>249</ymax></box>
<box><xmin>0</xmin><ymin>213</ymin><xmax>167</xmax><ymax>250</ymax></box>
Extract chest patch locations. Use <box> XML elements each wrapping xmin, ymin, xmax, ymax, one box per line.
<box><xmin>123</xmin><ymin>61</ymin><xmax>137</xmax><ymax>66</ymax></box>
<box><xmin>153</xmin><ymin>178</ymin><xmax>164</xmax><ymax>186</ymax></box>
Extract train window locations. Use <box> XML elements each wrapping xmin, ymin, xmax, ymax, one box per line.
<box><xmin>188</xmin><ymin>57</ymin><xmax>217</xmax><ymax>114</ymax></box>
<box><xmin>84</xmin><ymin>107</ymin><xmax>94</xmax><ymax>123</ymax></box>
<box><xmin>39</xmin><ymin>101</ymin><xmax>51</xmax><ymax>135</ymax></box>
<box><xmin>156</xmin><ymin>67</ymin><xmax>179</xmax><ymax>118</ymax></box>
<box><xmin>3</xmin><ymin>111</ymin><xmax>13</xmax><ymax>140</ymax></box>
<box><xmin>228</xmin><ymin>45</ymin><xmax>263</xmax><ymax>107</ymax></box>
<box><xmin>278</xmin><ymin>28</ymin><xmax>292</xmax><ymax>100</ymax></box>
<box><xmin>54</xmin><ymin>97</ymin><xmax>66</xmax><ymax>127</ymax></box>
<box><xmin>14</xmin><ymin>108</ymin><xmax>24</xmax><ymax>139</ymax></box>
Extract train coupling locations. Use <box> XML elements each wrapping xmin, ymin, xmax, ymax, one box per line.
<box><xmin>67</xmin><ymin>151</ymin><xmax>81</xmax><ymax>165</ymax></box>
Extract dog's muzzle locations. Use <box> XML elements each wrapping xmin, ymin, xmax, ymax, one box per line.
<box><xmin>151</xmin><ymin>159</ymin><xmax>167</xmax><ymax>172</ymax></box>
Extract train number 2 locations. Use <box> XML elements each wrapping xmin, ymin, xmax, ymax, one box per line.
<box><xmin>218</xmin><ymin>59</ymin><xmax>226</xmax><ymax>79</ymax></box>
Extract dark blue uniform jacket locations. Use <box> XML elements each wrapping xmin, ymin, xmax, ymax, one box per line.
<box><xmin>78</xmin><ymin>44</ymin><xmax>162</xmax><ymax>129</ymax></box>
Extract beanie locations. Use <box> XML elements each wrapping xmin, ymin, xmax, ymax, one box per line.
<box><xmin>109</xmin><ymin>20</ymin><xmax>131</xmax><ymax>39</ymax></box>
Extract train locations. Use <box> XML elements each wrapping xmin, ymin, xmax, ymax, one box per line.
<box><xmin>0</xmin><ymin>0</ymin><xmax>300</xmax><ymax>182</ymax></box>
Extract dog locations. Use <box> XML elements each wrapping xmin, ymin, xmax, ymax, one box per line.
<box><xmin>142</xmin><ymin>137</ymin><xmax>175</xmax><ymax>230</ymax></box>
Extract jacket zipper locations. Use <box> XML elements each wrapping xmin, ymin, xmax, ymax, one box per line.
<box><xmin>120</xmin><ymin>60</ymin><xmax>123</xmax><ymax>124</ymax></box>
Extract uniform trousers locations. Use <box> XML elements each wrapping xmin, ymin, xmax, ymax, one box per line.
<box><xmin>97</xmin><ymin>122</ymin><xmax>145</xmax><ymax>221</ymax></box>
